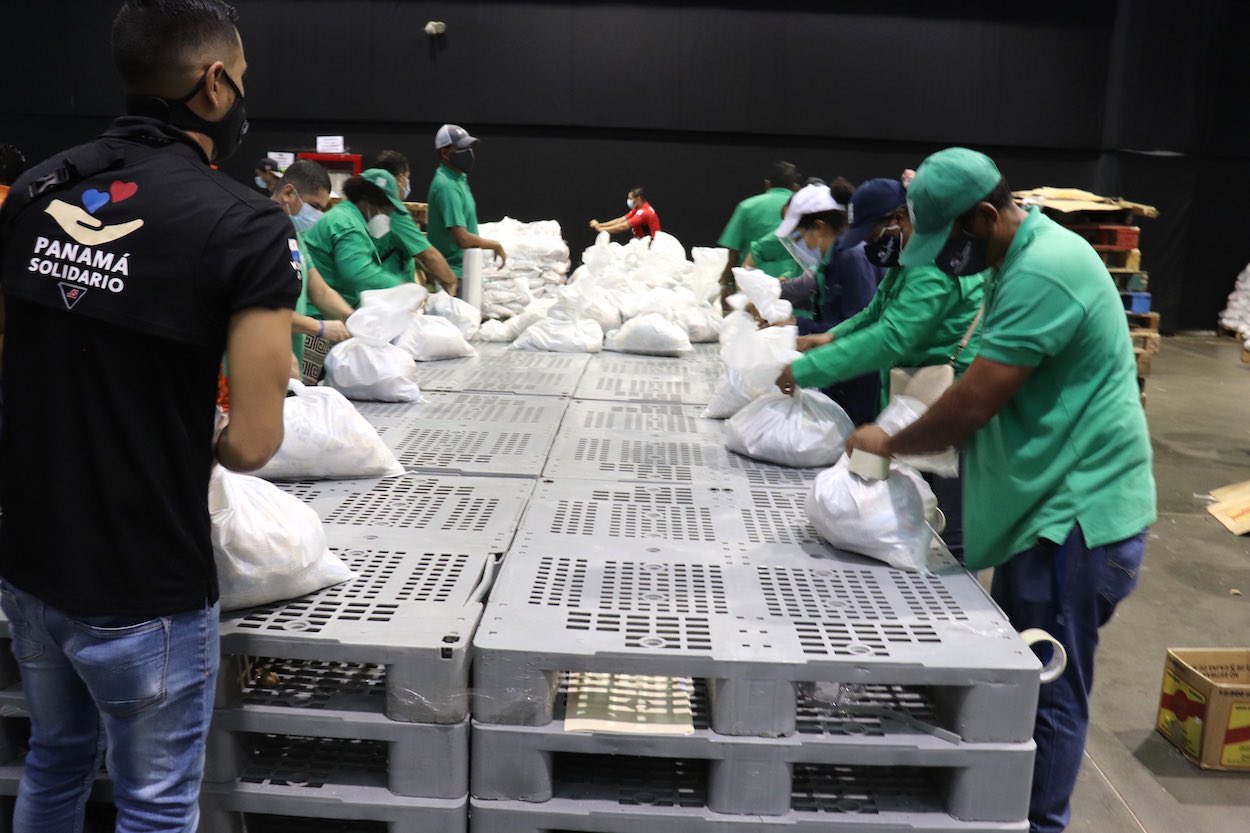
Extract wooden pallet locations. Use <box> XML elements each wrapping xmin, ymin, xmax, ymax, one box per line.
<box><xmin>1068</xmin><ymin>224</ymin><xmax>1140</xmax><ymax>249</ymax></box>
<box><xmin>1127</xmin><ymin>311</ymin><xmax>1160</xmax><ymax>332</ymax></box>
<box><xmin>1098</xmin><ymin>248</ymin><xmax>1142</xmax><ymax>271</ymax></box>
<box><xmin>1217</xmin><ymin>324</ymin><xmax>1241</xmax><ymax>339</ymax></box>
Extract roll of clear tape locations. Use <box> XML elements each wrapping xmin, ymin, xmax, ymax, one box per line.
<box><xmin>1019</xmin><ymin>628</ymin><xmax>1068</xmax><ymax>684</ymax></box>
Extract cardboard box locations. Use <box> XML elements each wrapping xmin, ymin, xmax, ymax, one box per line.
<box><xmin>1156</xmin><ymin>649</ymin><xmax>1250</xmax><ymax>770</ymax></box>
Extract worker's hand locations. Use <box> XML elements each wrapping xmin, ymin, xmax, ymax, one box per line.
<box><xmin>769</xmin><ymin>316</ymin><xmax>797</xmax><ymax>328</ymax></box>
<box><xmin>901</xmin><ymin>168</ymin><xmax>917</xmax><ymax>187</ymax></box>
<box><xmin>776</xmin><ymin>365</ymin><xmax>798</xmax><ymax>396</ymax></box>
<box><xmin>797</xmin><ymin>333</ymin><xmax>834</xmax><ymax>352</ymax></box>
<box><xmin>589</xmin><ymin>219</ymin><xmax>601</xmax><ymax>231</ymax></box>
<box><xmin>322</xmin><ymin>320</ymin><xmax>351</xmax><ymax>344</ymax></box>
<box><xmin>490</xmin><ymin>241</ymin><xmax>507</xmax><ymax>268</ymax></box>
<box><xmin>718</xmin><ymin>283</ymin><xmax>735</xmax><ymax>314</ymax></box>
<box><xmin>845</xmin><ymin>424</ymin><xmax>893</xmax><ymax>457</ymax></box>
<box><xmin>441</xmin><ymin>278</ymin><xmax>460</xmax><ymax>297</ymax></box>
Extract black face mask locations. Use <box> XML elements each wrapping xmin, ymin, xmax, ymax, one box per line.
<box><xmin>451</xmin><ymin>147</ymin><xmax>475</xmax><ymax>174</ymax></box>
<box><xmin>863</xmin><ymin>226</ymin><xmax>903</xmax><ymax>268</ymax></box>
<box><xmin>127</xmin><ymin>70</ymin><xmax>249</xmax><ymax>163</ymax></box>
<box><xmin>935</xmin><ymin>228</ymin><xmax>989</xmax><ymax>277</ymax></box>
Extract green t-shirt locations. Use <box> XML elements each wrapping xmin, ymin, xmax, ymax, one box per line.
<box><xmin>375</xmin><ymin>202</ymin><xmax>432</xmax><ymax>284</ymax></box>
<box><xmin>426</xmin><ymin>164</ymin><xmax>478</xmax><ymax>277</ymax></box>
<box><xmin>748</xmin><ymin>231</ymin><xmax>801</xmax><ymax>278</ymax></box>
<box><xmin>302</xmin><ymin>201</ymin><xmax>412</xmax><ymax>309</ymax></box>
<box><xmin>717</xmin><ymin>187</ymin><xmax>792</xmax><ymax>254</ymax></box>
<box><xmin>791</xmin><ymin>264</ymin><xmax>986</xmax><ymax>410</ymax></box>
<box><xmin>963</xmin><ymin>208</ymin><xmax>1156</xmax><ymax>569</ymax></box>
<box><xmin>292</xmin><ymin>232</ymin><xmax>310</xmax><ymax>361</ymax></box>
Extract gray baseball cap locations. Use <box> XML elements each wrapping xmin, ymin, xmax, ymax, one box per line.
<box><xmin>435</xmin><ymin>124</ymin><xmax>478</xmax><ymax>150</ymax></box>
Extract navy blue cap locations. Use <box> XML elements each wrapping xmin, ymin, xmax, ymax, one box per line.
<box><xmin>841</xmin><ymin>178</ymin><xmax>908</xmax><ymax>248</ymax></box>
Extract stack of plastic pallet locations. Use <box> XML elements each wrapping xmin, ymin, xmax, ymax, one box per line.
<box><xmin>468</xmin><ymin>346</ymin><xmax>1043</xmax><ymax>833</ymax></box>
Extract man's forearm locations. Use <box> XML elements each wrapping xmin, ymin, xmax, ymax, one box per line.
<box><xmin>719</xmin><ymin>249</ymin><xmax>741</xmax><ymax>285</ymax></box>
<box><xmin>418</xmin><ymin>248</ymin><xmax>459</xmax><ymax>291</ymax></box>
<box><xmin>886</xmin><ymin>381</ymin><xmax>998</xmax><ymax>455</ymax></box>
<box><xmin>600</xmin><ymin>220</ymin><xmax>631</xmax><ymax>234</ymax></box>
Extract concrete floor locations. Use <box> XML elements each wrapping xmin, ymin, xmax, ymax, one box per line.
<box><xmin>1065</xmin><ymin>334</ymin><xmax>1250</xmax><ymax>833</ymax></box>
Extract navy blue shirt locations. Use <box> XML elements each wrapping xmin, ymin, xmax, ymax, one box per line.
<box><xmin>797</xmin><ymin>238</ymin><xmax>884</xmax><ymax>336</ymax></box>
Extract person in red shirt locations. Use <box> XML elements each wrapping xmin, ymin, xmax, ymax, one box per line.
<box><xmin>590</xmin><ymin>186</ymin><xmax>661</xmax><ymax>241</ymax></box>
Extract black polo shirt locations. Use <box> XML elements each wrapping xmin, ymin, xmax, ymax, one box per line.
<box><xmin>0</xmin><ymin>117</ymin><xmax>301</xmax><ymax>617</ymax></box>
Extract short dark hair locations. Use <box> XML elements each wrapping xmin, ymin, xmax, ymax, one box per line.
<box><xmin>768</xmin><ymin>161</ymin><xmax>801</xmax><ymax>191</ymax></box>
<box><xmin>279</xmin><ymin>160</ymin><xmax>331</xmax><ymax>197</ymax></box>
<box><xmin>957</xmin><ymin>177</ymin><xmax>1014</xmax><ymax>225</ymax></box>
<box><xmin>829</xmin><ymin>176</ymin><xmax>856</xmax><ymax>206</ymax></box>
<box><xmin>343</xmin><ymin>175</ymin><xmax>392</xmax><ymax>213</ymax></box>
<box><xmin>796</xmin><ymin>209</ymin><xmax>849</xmax><ymax>234</ymax></box>
<box><xmin>629</xmin><ymin>186</ymin><xmax>646</xmax><ymax>201</ymax></box>
<box><xmin>370</xmin><ymin>150</ymin><xmax>410</xmax><ymax>178</ymax></box>
<box><xmin>111</xmin><ymin>0</ymin><xmax>240</xmax><ymax>95</ymax></box>
<box><xmin>0</xmin><ymin>144</ymin><xmax>26</xmax><ymax>186</ymax></box>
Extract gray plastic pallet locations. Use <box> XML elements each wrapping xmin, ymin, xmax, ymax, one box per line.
<box><xmin>354</xmin><ymin>392</ymin><xmax>568</xmax><ymax>430</ymax></box>
<box><xmin>207</xmin><ymin>699</ymin><xmax>467</xmax><ymax>798</ymax></box>
<box><xmin>473</xmin><ymin>545</ymin><xmax>1040</xmax><ymax>742</ymax></box>
<box><xmin>470</xmin><ymin>680</ymin><xmax>1033</xmax><ymax>820</ymax></box>
<box><xmin>371</xmin><ymin>422</ymin><xmax>554</xmax><ymax>476</ymax></box>
<box><xmin>468</xmin><ymin>754</ymin><xmax>1028</xmax><ymax>832</ymax></box>
<box><xmin>561</xmin><ymin>400</ymin><xmax>726</xmax><ymax>438</ymax></box>
<box><xmin>411</xmin><ymin>352</ymin><xmax>589</xmax><ymax>397</ymax></box>
<box><xmin>276</xmin><ymin>475</ymin><xmax>533</xmax><ymax>552</ymax></box>
<box><xmin>573</xmin><ymin>370</ymin><xmax>720</xmax><ymax>405</ymax></box>
<box><xmin>199</xmin><ymin>782</ymin><xmax>465</xmax><ymax>833</ymax></box>
<box><xmin>511</xmin><ymin>480</ymin><xmax>830</xmax><ymax>562</ymax></box>
<box><xmin>542</xmin><ymin>432</ymin><xmax>819</xmax><ymax>489</ymax></box>
<box><xmin>219</xmin><ymin>545</ymin><xmax>489</xmax><ymax>724</ymax></box>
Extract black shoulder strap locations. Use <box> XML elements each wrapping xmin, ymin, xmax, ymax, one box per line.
<box><xmin>2</xmin><ymin>143</ymin><xmax>128</xmax><ymax>233</ymax></box>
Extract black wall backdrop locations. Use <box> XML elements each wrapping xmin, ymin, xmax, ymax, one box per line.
<box><xmin>2</xmin><ymin>0</ymin><xmax>1246</xmax><ymax>331</ymax></box>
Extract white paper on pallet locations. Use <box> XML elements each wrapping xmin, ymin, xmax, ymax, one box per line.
<box><xmin>604</xmin><ymin>313</ymin><xmax>693</xmax><ymax>357</ymax></box>
<box><xmin>725</xmin><ymin>390</ymin><xmax>854</xmax><ymax>468</ymax></box>
<box><xmin>323</xmin><ymin>340</ymin><xmax>424</xmax><ymax>402</ymax></box>
<box><xmin>255</xmin><ymin>380</ymin><xmax>404</xmax><ymax>480</ymax></box>
<box><xmin>805</xmin><ymin>457</ymin><xmax>937</xmax><ymax>572</ymax></box>
<box><xmin>393</xmin><ymin>314</ymin><xmax>477</xmax><ymax>361</ymax></box>
<box><xmin>210</xmin><ymin>467</ymin><xmax>354</xmax><ymax>611</ymax></box>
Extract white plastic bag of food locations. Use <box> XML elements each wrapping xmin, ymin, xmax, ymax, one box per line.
<box><xmin>604</xmin><ymin>313</ymin><xmax>693</xmax><ymax>357</ymax></box>
<box><xmin>344</xmin><ymin>305</ymin><xmax>410</xmax><ymax>344</ymax></box>
<box><xmin>704</xmin><ymin>325</ymin><xmax>800</xmax><ymax>419</ymax></box>
<box><xmin>255</xmin><ymin>380</ymin><xmax>404</xmax><ymax>480</ymax></box>
<box><xmin>209</xmin><ymin>466</ymin><xmax>355</xmax><ymax>611</ymax></box>
<box><xmin>393</xmin><ymin>314</ymin><xmax>477</xmax><ymax>361</ymax></box>
<box><xmin>725</xmin><ymin>390</ymin><xmax>854</xmax><ymax>468</ymax></box>
<box><xmin>552</xmin><ymin>283</ymin><xmax>622</xmax><ymax>332</ymax></box>
<box><xmin>805</xmin><ymin>457</ymin><xmax>938</xmax><ymax>572</ymax></box>
<box><xmin>511</xmin><ymin>317</ymin><xmax>604</xmax><ymax>353</ymax></box>
<box><xmin>426</xmin><ymin>291</ymin><xmax>482</xmax><ymax>340</ymax></box>
<box><xmin>677</xmin><ymin>304</ymin><xmax>722</xmax><ymax>343</ymax></box>
<box><xmin>732</xmin><ymin>267</ymin><xmax>793</xmax><ymax>324</ymax></box>
<box><xmin>358</xmin><ymin>283</ymin><xmax>429</xmax><ymax>313</ymax></box>
<box><xmin>323</xmin><ymin>340</ymin><xmax>423</xmax><ymax>402</ymax></box>
<box><xmin>875</xmin><ymin>395</ymin><xmax>960</xmax><ymax>478</ymax></box>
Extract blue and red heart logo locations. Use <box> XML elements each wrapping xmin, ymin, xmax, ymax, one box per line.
<box><xmin>81</xmin><ymin>181</ymin><xmax>139</xmax><ymax>215</ymax></box>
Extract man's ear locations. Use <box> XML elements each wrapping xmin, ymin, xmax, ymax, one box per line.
<box><xmin>972</xmin><ymin>202</ymin><xmax>1000</xmax><ymax>237</ymax></box>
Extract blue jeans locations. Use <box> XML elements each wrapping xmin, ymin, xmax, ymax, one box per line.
<box><xmin>0</xmin><ymin>581</ymin><xmax>219</xmax><ymax>833</ymax></box>
<box><xmin>990</xmin><ymin>526</ymin><xmax>1145</xmax><ymax>833</ymax></box>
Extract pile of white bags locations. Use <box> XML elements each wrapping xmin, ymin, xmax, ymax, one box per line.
<box><xmin>426</xmin><ymin>291</ymin><xmax>482</xmax><ymax>340</ymax></box>
<box><xmin>209</xmin><ymin>466</ymin><xmax>355</xmax><ymax>611</ymax></box>
<box><xmin>725</xmin><ymin>390</ymin><xmax>854</xmax><ymax>468</ymax></box>
<box><xmin>805</xmin><ymin>457</ymin><xmax>939</xmax><ymax>572</ymax></box>
<box><xmin>1220</xmin><ymin>262</ymin><xmax>1250</xmax><ymax>349</ymax></box>
<box><xmin>604</xmin><ymin>313</ymin><xmax>692</xmax><ymax>357</ymax></box>
<box><xmin>731</xmin><ymin>266</ymin><xmax>793</xmax><ymax>325</ymax></box>
<box><xmin>479</xmin><ymin>218</ymin><xmax>571</xmax><ymax>318</ymax></box>
<box><xmin>256</xmin><ymin>381</ymin><xmax>404</xmax><ymax>480</ymax></box>
<box><xmin>394</xmin><ymin>314</ymin><xmax>477</xmax><ymax>361</ymax></box>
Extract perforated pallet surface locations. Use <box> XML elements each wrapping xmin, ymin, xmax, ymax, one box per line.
<box><xmin>573</xmin><ymin>370</ymin><xmax>721</xmax><ymax>405</ymax></box>
<box><xmin>561</xmin><ymin>400</ymin><xmax>726</xmax><ymax>437</ymax></box>
<box><xmin>354</xmin><ymin>392</ymin><xmax>568</xmax><ymax>430</ymax></box>
<box><xmin>219</xmin><ymin>544</ymin><xmax>489</xmax><ymax>724</ymax></box>
<box><xmin>470</xmin><ymin>680</ymin><xmax>1033</xmax><ymax>819</ymax></box>
<box><xmin>411</xmin><ymin>351</ymin><xmax>589</xmax><ymax>396</ymax></box>
<box><xmin>511</xmin><ymin>480</ymin><xmax>829</xmax><ymax>562</ymax></box>
<box><xmin>276</xmin><ymin>475</ymin><xmax>533</xmax><ymax>551</ymax></box>
<box><xmin>543</xmin><ymin>432</ymin><xmax>820</xmax><ymax>489</ymax></box>
<box><xmin>199</xmin><ymin>783</ymin><xmax>466</xmax><ymax>833</ymax></box>
<box><xmin>473</xmin><ymin>543</ymin><xmax>1040</xmax><ymax>740</ymax></box>
<box><xmin>373</xmin><ymin>422</ymin><xmax>555</xmax><ymax>476</ymax></box>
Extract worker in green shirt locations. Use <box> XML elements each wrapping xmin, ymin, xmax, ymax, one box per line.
<box><xmin>846</xmin><ymin>148</ymin><xmax>1155</xmax><ymax>833</ymax></box>
<box><xmin>359</xmin><ymin>166</ymin><xmax>457</xmax><ymax>295</ymax></box>
<box><xmin>716</xmin><ymin>161</ymin><xmax>801</xmax><ymax>305</ymax></box>
<box><xmin>303</xmin><ymin>173</ymin><xmax>454</xmax><ymax>309</ymax></box>
<box><xmin>268</xmin><ymin>160</ymin><xmax>353</xmax><ymax>366</ymax></box>
<box><xmin>426</xmin><ymin>124</ymin><xmax>506</xmax><ymax>278</ymax></box>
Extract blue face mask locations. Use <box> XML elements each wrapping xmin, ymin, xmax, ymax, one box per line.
<box><xmin>784</xmin><ymin>232</ymin><xmax>823</xmax><ymax>270</ymax></box>
<box><xmin>254</xmin><ymin>175</ymin><xmax>268</xmax><ymax>189</ymax></box>
<box><xmin>288</xmin><ymin>190</ymin><xmax>323</xmax><ymax>234</ymax></box>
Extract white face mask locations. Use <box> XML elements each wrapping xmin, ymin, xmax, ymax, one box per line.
<box><xmin>626</xmin><ymin>198</ymin><xmax>635</xmax><ymax>209</ymax></box>
<box><xmin>367</xmin><ymin>213</ymin><xmax>392</xmax><ymax>239</ymax></box>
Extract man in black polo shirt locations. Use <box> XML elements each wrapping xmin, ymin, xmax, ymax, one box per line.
<box><xmin>0</xmin><ymin>2</ymin><xmax>295</xmax><ymax>830</ymax></box>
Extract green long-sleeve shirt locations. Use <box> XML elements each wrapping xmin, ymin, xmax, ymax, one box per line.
<box><xmin>302</xmin><ymin>201</ymin><xmax>419</xmax><ymax>309</ymax></box>
<box><xmin>791</xmin><ymin>264</ymin><xmax>987</xmax><ymax>407</ymax></box>
<box><xmin>747</xmin><ymin>231</ymin><xmax>801</xmax><ymax>278</ymax></box>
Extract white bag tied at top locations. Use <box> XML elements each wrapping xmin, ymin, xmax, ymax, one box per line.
<box><xmin>393</xmin><ymin>314</ymin><xmax>478</xmax><ymax>361</ymax></box>
<box><xmin>805</xmin><ymin>457</ymin><xmax>938</xmax><ymax>572</ymax></box>
<box><xmin>511</xmin><ymin>317</ymin><xmax>604</xmax><ymax>353</ymax></box>
<box><xmin>255</xmin><ymin>380</ymin><xmax>404</xmax><ymax>480</ymax></box>
<box><xmin>725</xmin><ymin>390</ymin><xmax>854</xmax><ymax>468</ymax></box>
<box><xmin>426</xmin><ymin>291</ymin><xmax>482</xmax><ymax>340</ymax></box>
<box><xmin>732</xmin><ymin>266</ymin><xmax>793</xmax><ymax>324</ymax></box>
<box><xmin>705</xmin><ymin>323</ymin><xmax>800</xmax><ymax>419</ymax></box>
<box><xmin>604</xmin><ymin>313</ymin><xmax>694</xmax><ymax>357</ymax></box>
<box><xmin>209</xmin><ymin>466</ymin><xmax>355</xmax><ymax>611</ymax></box>
<box><xmin>323</xmin><ymin>339</ymin><xmax>423</xmax><ymax>402</ymax></box>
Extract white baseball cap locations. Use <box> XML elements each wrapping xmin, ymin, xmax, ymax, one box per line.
<box><xmin>775</xmin><ymin>184</ymin><xmax>846</xmax><ymax>238</ymax></box>
<box><xmin>435</xmin><ymin>124</ymin><xmax>478</xmax><ymax>150</ymax></box>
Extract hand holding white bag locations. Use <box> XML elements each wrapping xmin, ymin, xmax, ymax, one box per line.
<box><xmin>256</xmin><ymin>380</ymin><xmax>404</xmax><ymax>480</ymax></box>
<box><xmin>426</xmin><ymin>291</ymin><xmax>482</xmax><ymax>339</ymax></box>
<box><xmin>210</xmin><ymin>467</ymin><xmax>354</xmax><ymax>611</ymax></box>
<box><xmin>324</xmin><ymin>340</ymin><xmax>423</xmax><ymax>402</ymax></box>
<box><xmin>358</xmin><ymin>283</ymin><xmax>429</xmax><ymax>312</ymax></box>
<box><xmin>725</xmin><ymin>390</ymin><xmax>854</xmax><ymax>468</ymax></box>
<box><xmin>705</xmin><ymin>325</ymin><xmax>800</xmax><ymax>418</ymax></box>
<box><xmin>876</xmin><ymin>395</ymin><xmax>960</xmax><ymax>478</ymax></box>
<box><xmin>732</xmin><ymin>266</ymin><xmax>793</xmax><ymax>324</ymax></box>
<box><xmin>805</xmin><ymin>457</ymin><xmax>938</xmax><ymax>571</ymax></box>
<box><xmin>393</xmin><ymin>314</ymin><xmax>477</xmax><ymax>361</ymax></box>
<box><xmin>604</xmin><ymin>313</ymin><xmax>693</xmax><ymax>357</ymax></box>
